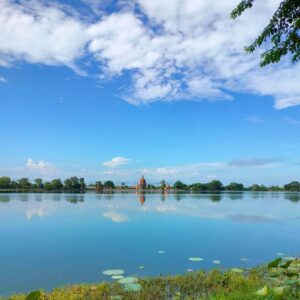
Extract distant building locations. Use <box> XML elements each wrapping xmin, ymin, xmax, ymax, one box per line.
<box><xmin>164</xmin><ymin>184</ymin><xmax>170</xmax><ymax>193</ymax></box>
<box><xmin>137</xmin><ymin>176</ymin><xmax>147</xmax><ymax>190</ymax></box>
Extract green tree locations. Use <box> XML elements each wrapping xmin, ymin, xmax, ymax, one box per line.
<box><xmin>206</xmin><ymin>180</ymin><xmax>223</xmax><ymax>191</ymax></box>
<box><xmin>249</xmin><ymin>184</ymin><xmax>268</xmax><ymax>191</ymax></box>
<box><xmin>189</xmin><ymin>183</ymin><xmax>207</xmax><ymax>191</ymax></box>
<box><xmin>34</xmin><ymin>178</ymin><xmax>44</xmax><ymax>189</ymax></box>
<box><xmin>0</xmin><ymin>176</ymin><xmax>12</xmax><ymax>189</ymax></box>
<box><xmin>44</xmin><ymin>181</ymin><xmax>52</xmax><ymax>191</ymax></box>
<box><xmin>51</xmin><ymin>179</ymin><xmax>63</xmax><ymax>191</ymax></box>
<box><xmin>173</xmin><ymin>180</ymin><xmax>188</xmax><ymax>190</ymax></box>
<box><xmin>103</xmin><ymin>180</ymin><xmax>115</xmax><ymax>189</ymax></box>
<box><xmin>160</xmin><ymin>180</ymin><xmax>166</xmax><ymax>190</ymax></box>
<box><xmin>231</xmin><ymin>0</ymin><xmax>300</xmax><ymax>66</ymax></box>
<box><xmin>79</xmin><ymin>178</ymin><xmax>86</xmax><ymax>191</ymax></box>
<box><xmin>64</xmin><ymin>177</ymin><xmax>81</xmax><ymax>190</ymax></box>
<box><xmin>17</xmin><ymin>178</ymin><xmax>32</xmax><ymax>190</ymax></box>
<box><xmin>226</xmin><ymin>182</ymin><xmax>244</xmax><ymax>191</ymax></box>
<box><xmin>284</xmin><ymin>181</ymin><xmax>300</xmax><ymax>191</ymax></box>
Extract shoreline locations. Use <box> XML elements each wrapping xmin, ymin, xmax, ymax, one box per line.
<box><xmin>5</xmin><ymin>257</ymin><xmax>300</xmax><ymax>300</ymax></box>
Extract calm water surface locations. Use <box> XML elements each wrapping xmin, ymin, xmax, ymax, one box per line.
<box><xmin>0</xmin><ymin>192</ymin><xmax>300</xmax><ymax>296</ymax></box>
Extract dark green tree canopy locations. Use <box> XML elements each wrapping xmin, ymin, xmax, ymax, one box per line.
<box><xmin>231</xmin><ymin>0</ymin><xmax>300</xmax><ymax>66</ymax></box>
<box><xmin>103</xmin><ymin>180</ymin><xmax>115</xmax><ymax>189</ymax></box>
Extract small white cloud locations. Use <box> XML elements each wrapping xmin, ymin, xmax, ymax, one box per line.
<box><xmin>0</xmin><ymin>76</ymin><xmax>7</xmax><ymax>83</ymax></box>
<box><xmin>102</xmin><ymin>211</ymin><xmax>129</xmax><ymax>223</ymax></box>
<box><xmin>283</xmin><ymin>117</ymin><xmax>300</xmax><ymax>125</ymax></box>
<box><xmin>102</xmin><ymin>156</ymin><xmax>132</xmax><ymax>167</ymax></box>
<box><xmin>26</xmin><ymin>158</ymin><xmax>55</xmax><ymax>172</ymax></box>
<box><xmin>245</xmin><ymin>115</ymin><xmax>263</xmax><ymax>124</ymax></box>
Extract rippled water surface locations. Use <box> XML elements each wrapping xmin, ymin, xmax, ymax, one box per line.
<box><xmin>0</xmin><ymin>192</ymin><xmax>300</xmax><ymax>296</ymax></box>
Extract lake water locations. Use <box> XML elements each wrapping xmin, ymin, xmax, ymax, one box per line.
<box><xmin>0</xmin><ymin>192</ymin><xmax>300</xmax><ymax>296</ymax></box>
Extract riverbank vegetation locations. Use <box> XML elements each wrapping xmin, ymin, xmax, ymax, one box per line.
<box><xmin>1</xmin><ymin>176</ymin><xmax>300</xmax><ymax>193</ymax></box>
<box><xmin>5</xmin><ymin>257</ymin><xmax>300</xmax><ymax>300</ymax></box>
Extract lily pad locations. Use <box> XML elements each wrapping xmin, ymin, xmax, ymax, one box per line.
<box><xmin>231</xmin><ymin>268</ymin><xmax>243</xmax><ymax>273</ymax></box>
<box><xmin>25</xmin><ymin>291</ymin><xmax>42</xmax><ymax>300</ymax></box>
<box><xmin>283</xmin><ymin>256</ymin><xmax>296</xmax><ymax>261</ymax></box>
<box><xmin>118</xmin><ymin>277</ymin><xmax>138</xmax><ymax>285</ymax></box>
<box><xmin>212</xmin><ymin>260</ymin><xmax>221</xmax><ymax>264</ymax></box>
<box><xmin>276</xmin><ymin>252</ymin><xmax>285</xmax><ymax>256</ymax></box>
<box><xmin>186</xmin><ymin>268</ymin><xmax>193</xmax><ymax>272</ymax></box>
<box><xmin>188</xmin><ymin>257</ymin><xmax>203</xmax><ymax>262</ymax></box>
<box><xmin>124</xmin><ymin>283</ymin><xmax>142</xmax><ymax>292</ymax></box>
<box><xmin>283</xmin><ymin>279</ymin><xmax>298</xmax><ymax>285</ymax></box>
<box><xmin>158</xmin><ymin>251</ymin><xmax>165</xmax><ymax>254</ymax></box>
<box><xmin>240</xmin><ymin>257</ymin><xmax>249</xmax><ymax>262</ymax></box>
<box><xmin>103</xmin><ymin>269</ymin><xmax>125</xmax><ymax>276</ymax></box>
<box><xmin>111</xmin><ymin>275</ymin><xmax>124</xmax><ymax>280</ymax></box>
<box><xmin>138</xmin><ymin>265</ymin><xmax>145</xmax><ymax>269</ymax></box>
<box><xmin>268</xmin><ymin>258</ymin><xmax>282</xmax><ymax>268</ymax></box>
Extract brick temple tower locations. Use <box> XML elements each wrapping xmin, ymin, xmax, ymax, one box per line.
<box><xmin>137</xmin><ymin>176</ymin><xmax>147</xmax><ymax>189</ymax></box>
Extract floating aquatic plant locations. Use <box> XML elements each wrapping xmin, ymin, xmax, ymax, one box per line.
<box><xmin>138</xmin><ymin>265</ymin><xmax>145</xmax><ymax>269</ymax></box>
<box><xmin>212</xmin><ymin>260</ymin><xmax>221</xmax><ymax>264</ymax></box>
<box><xmin>188</xmin><ymin>257</ymin><xmax>203</xmax><ymax>262</ymax></box>
<box><xmin>231</xmin><ymin>268</ymin><xmax>243</xmax><ymax>273</ymax></box>
<box><xmin>103</xmin><ymin>269</ymin><xmax>125</xmax><ymax>276</ymax></box>
<box><xmin>118</xmin><ymin>277</ymin><xmax>138</xmax><ymax>285</ymax></box>
<box><xmin>124</xmin><ymin>283</ymin><xmax>142</xmax><ymax>292</ymax></box>
<box><xmin>111</xmin><ymin>275</ymin><xmax>124</xmax><ymax>280</ymax></box>
<box><xmin>240</xmin><ymin>257</ymin><xmax>249</xmax><ymax>262</ymax></box>
<box><xmin>25</xmin><ymin>291</ymin><xmax>42</xmax><ymax>300</ymax></box>
<box><xmin>158</xmin><ymin>250</ymin><xmax>165</xmax><ymax>254</ymax></box>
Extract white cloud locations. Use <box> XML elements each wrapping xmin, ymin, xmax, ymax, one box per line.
<box><xmin>102</xmin><ymin>211</ymin><xmax>129</xmax><ymax>223</ymax></box>
<box><xmin>102</xmin><ymin>156</ymin><xmax>132</xmax><ymax>167</ymax></box>
<box><xmin>245</xmin><ymin>115</ymin><xmax>263</xmax><ymax>124</ymax></box>
<box><xmin>1</xmin><ymin>0</ymin><xmax>300</xmax><ymax>108</ymax></box>
<box><xmin>0</xmin><ymin>0</ymin><xmax>88</xmax><ymax>70</ymax></box>
<box><xmin>0</xmin><ymin>76</ymin><xmax>6</xmax><ymax>83</ymax></box>
<box><xmin>26</xmin><ymin>158</ymin><xmax>56</xmax><ymax>173</ymax></box>
<box><xmin>283</xmin><ymin>117</ymin><xmax>300</xmax><ymax>125</ymax></box>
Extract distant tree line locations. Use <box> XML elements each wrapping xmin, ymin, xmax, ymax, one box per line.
<box><xmin>1</xmin><ymin>176</ymin><xmax>300</xmax><ymax>192</ymax></box>
<box><xmin>173</xmin><ymin>180</ymin><xmax>300</xmax><ymax>192</ymax></box>
<box><xmin>0</xmin><ymin>176</ymin><xmax>86</xmax><ymax>192</ymax></box>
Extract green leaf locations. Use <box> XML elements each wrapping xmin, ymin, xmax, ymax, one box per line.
<box><xmin>256</xmin><ymin>285</ymin><xmax>268</xmax><ymax>297</ymax></box>
<box><xmin>25</xmin><ymin>291</ymin><xmax>42</xmax><ymax>300</ymax></box>
<box><xmin>283</xmin><ymin>279</ymin><xmax>298</xmax><ymax>285</ymax></box>
<box><xmin>273</xmin><ymin>286</ymin><xmax>284</xmax><ymax>297</ymax></box>
<box><xmin>268</xmin><ymin>258</ymin><xmax>282</xmax><ymax>268</ymax></box>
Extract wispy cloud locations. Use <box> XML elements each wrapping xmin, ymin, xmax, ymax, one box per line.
<box><xmin>245</xmin><ymin>115</ymin><xmax>263</xmax><ymax>124</ymax></box>
<box><xmin>283</xmin><ymin>117</ymin><xmax>300</xmax><ymax>125</ymax></box>
<box><xmin>102</xmin><ymin>156</ymin><xmax>133</xmax><ymax>167</ymax></box>
<box><xmin>0</xmin><ymin>76</ymin><xmax>7</xmax><ymax>83</ymax></box>
<box><xmin>229</xmin><ymin>158</ymin><xmax>279</xmax><ymax>168</ymax></box>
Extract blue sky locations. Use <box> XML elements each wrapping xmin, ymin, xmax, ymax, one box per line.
<box><xmin>0</xmin><ymin>0</ymin><xmax>300</xmax><ymax>185</ymax></box>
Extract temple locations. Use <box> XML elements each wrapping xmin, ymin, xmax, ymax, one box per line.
<box><xmin>137</xmin><ymin>176</ymin><xmax>147</xmax><ymax>190</ymax></box>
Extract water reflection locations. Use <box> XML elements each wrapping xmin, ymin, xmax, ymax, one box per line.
<box><xmin>284</xmin><ymin>193</ymin><xmax>300</xmax><ymax>202</ymax></box>
<box><xmin>65</xmin><ymin>194</ymin><xmax>84</xmax><ymax>204</ymax></box>
<box><xmin>0</xmin><ymin>192</ymin><xmax>300</xmax><ymax>206</ymax></box>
